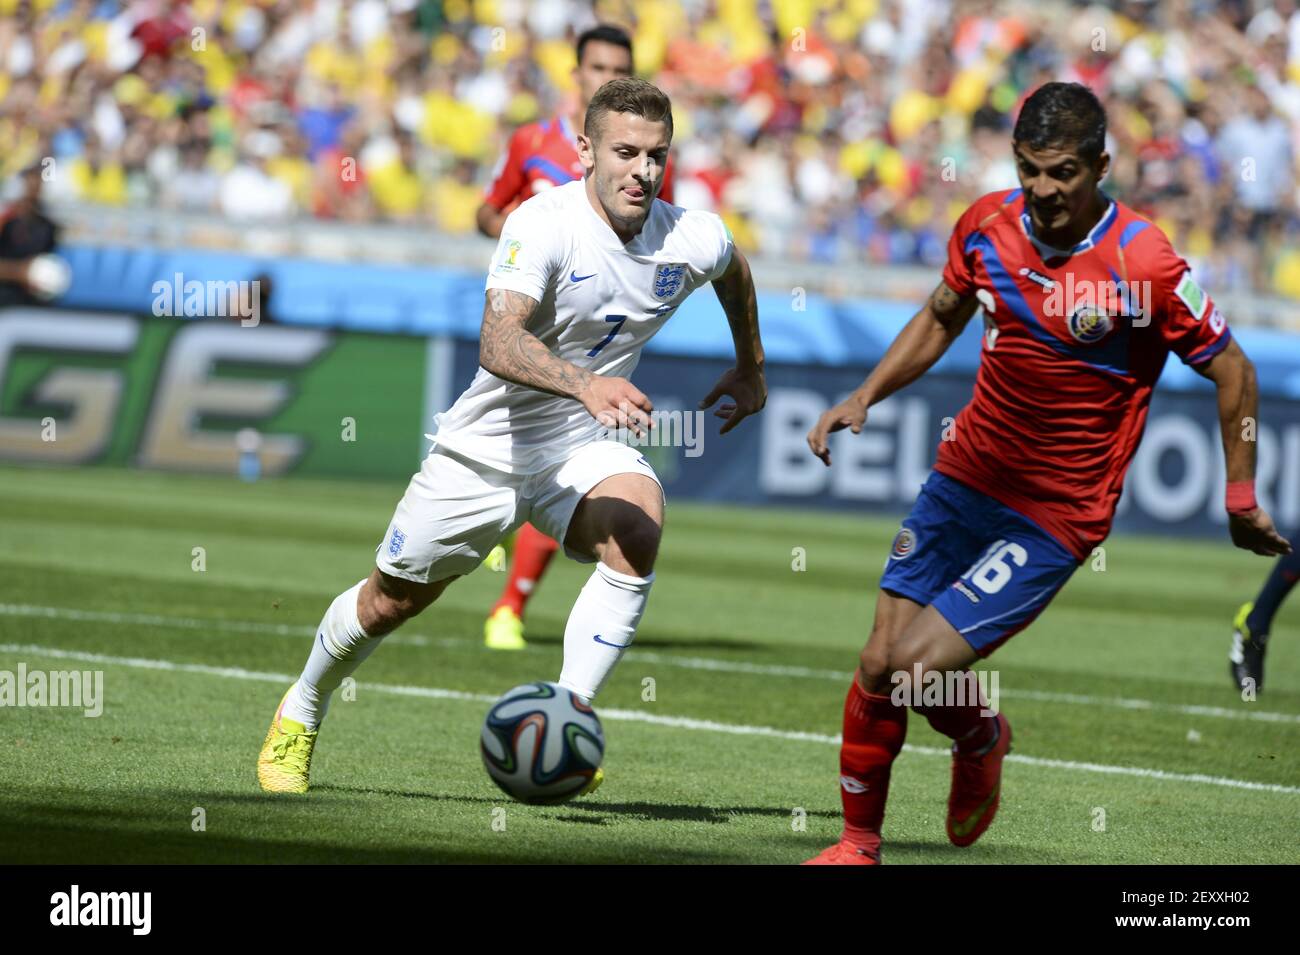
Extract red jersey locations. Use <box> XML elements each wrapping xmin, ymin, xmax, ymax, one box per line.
<box><xmin>483</xmin><ymin>114</ymin><xmax>675</xmax><ymax>214</ymax></box>
<box><xmin>937</xmin><ymin>188</ymin><xmax>1231</xmax><ymax>560</ymax></box>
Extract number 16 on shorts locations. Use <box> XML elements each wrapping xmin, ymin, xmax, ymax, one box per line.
<box><xmin>938</xmin><ymin>534</ymin><xmax>1079</xmax><ymax>656</ymax></box>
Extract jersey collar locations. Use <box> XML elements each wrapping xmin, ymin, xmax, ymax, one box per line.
<box><xmin>1019</xmin><ymin>193</ymin><xmax>1117</xmax><ymax>259</ymax></box>
<box><xmin>578</xmin><ymin>180</ymin><xmax>647</xmax><ymax>251</ymax></box>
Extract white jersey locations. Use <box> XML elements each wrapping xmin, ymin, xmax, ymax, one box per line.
<box><xmin>431</xmin><ymin>178</ymin><xmax>734</xmax><ymax>473</ymax></box>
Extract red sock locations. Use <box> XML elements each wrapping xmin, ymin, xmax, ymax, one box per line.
<box><xmin>914</xmin><ymin>674</ymin><xmax>995</xmax><ymax>752</ymax></box>
<box><xmin>838</xmin><ymin>680</ymin><xmax>908</xmax><ymax>851</ymax></box>
<box><xmin>492</xmin><ymin>523</ymin><xmax>560</xmax><ymax>619</ymax></box>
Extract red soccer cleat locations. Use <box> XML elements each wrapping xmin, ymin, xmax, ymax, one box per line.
<box><xmin>946</xmin><ymin>711</ymin><xmax>1012</xmax><ymax>848</ymax></box>
<box><xmin>801</xmin><ymin>839</ymin><xmax>881</xmax><ymax>865</ymax></box>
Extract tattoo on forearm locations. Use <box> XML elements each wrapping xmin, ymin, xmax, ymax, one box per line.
<box><xmin>481</xmin><ymin>288</ymin><xmax>593</xmax><ymax>399</ymax></box>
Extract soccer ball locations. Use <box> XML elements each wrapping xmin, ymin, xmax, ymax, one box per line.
<box><xmin>480</xmin><ymin>681</ymin><xmax>604</xmax><ymax>804</ymax></box>
<box><xmin>26</xmin><ymin>253</ymin><xmax>71</xmax><ymax>301</ymax></box>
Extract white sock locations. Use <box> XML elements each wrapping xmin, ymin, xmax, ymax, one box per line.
<box><xmin>558</xmin><ymin>562</ymin><xmax>654</xmax><ymax>701</ymax></box>
<box><xmin>282</xmin><ymin>579</ymin><xmax>378</xmax><ymax>729</ymax></box>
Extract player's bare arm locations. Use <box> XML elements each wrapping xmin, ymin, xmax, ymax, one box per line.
<box><xmin>475</xmin><ymin>202</ymin><xmax>509</xmax><ymax>239</ymax></box>
<box><xmin>1195</xmin><ymin>337</ymin><xmax>1292</xmax><ymax>556</ymax></box>
<box><xmin>479</xmin><ymin>287</ymin><xmax>654</xmax><ymax>435</ymax></box>
<box><xmin>808</xmin><ymin>281</ymin><xmax>978</xmax><ymax>465</ymax></box>
<box><xmin>700</xmin><ymin>247</ymin><xmax>766</xmax><ymax>434</ymax></box>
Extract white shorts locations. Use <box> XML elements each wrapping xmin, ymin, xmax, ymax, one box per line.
<box><xmin>375</xmin><ymin>440</ymin><xmax>663</xmax><ymax>584</ymax></box>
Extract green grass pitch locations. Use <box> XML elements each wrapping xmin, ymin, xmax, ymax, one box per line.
<box><xmin>1</xmin><ymin>464</ymin><xmax>1296</xmax><ymax>864</ymax></box>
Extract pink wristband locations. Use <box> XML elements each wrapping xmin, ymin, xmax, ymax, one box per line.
<box><xmin>1226</xmin><ymin>480</ymin><xmax>1257</xmax><ymax>515</ymax></box>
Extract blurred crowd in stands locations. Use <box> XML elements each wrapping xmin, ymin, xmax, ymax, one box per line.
<box><xmin>4</xmin><ymin>0</ymin><xmax>1300</xmax><ymax>297</ymax></box>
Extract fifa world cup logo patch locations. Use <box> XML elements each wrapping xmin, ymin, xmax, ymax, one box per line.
<box><xmin>493</xmin><ymin>241</ymin><xmax>523</xmax><ymax>275</ymax></box>
<box><xmin>890</xmin><ymin>527</ymin><xmax>916</xmax><ymax>560</ymax></box>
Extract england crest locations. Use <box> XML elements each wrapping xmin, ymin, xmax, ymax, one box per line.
<box><xmin>653</xmin><ymin>263</ymin><xmax>686</xmax><ymax>300</ymax></box>
<box><xmin>387</xmin><ymin>526</ymin><xmax>407</xmax><ymax>559</ymax></box>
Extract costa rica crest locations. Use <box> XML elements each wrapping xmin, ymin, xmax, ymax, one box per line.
<box><xmin>890</xmin><ymin>527</ymin><xmax>916</xmax><ymax>560</ymax></box>
<box><xmin>1067</xmin><ymin>303</ymin><xmax>1115</xmax><ymax>344</ymax></box>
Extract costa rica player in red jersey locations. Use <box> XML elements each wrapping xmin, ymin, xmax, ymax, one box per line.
<box><xmin>477</xmin><ymin>23</ymin><xmax>676</xmax><ymax>651</ymax></box>
<box><xmin>803</xmin><ymin>82</ymin><xmax>1291</xmax><ymax>865</ymax></box>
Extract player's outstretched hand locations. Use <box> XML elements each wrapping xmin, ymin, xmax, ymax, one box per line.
<box><xmin>580</xmin><ymin>375</ymin><xmax>654</xmax><ymax>438</ymax></box>
<box><xmin>699</xmin><ymin>365</ymin><xmax>767</xmax><ymax>435</ymax></box>
<box><xmin>1229</xmin><ymin>508</ymin><xmax>1292</xmax><ymax>556</ymax></box>
<box><xmin>807</xmin><ymin>398</ymin><xmax>867</xmax><ymax>466</ymax></box>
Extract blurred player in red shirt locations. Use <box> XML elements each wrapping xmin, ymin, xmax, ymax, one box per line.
<box><xmin>803</xmin><ymin>83</ymin><xmax>1290</xmax><ymax>864</ymax></box>
<box><xmin>478</xmin><ymin>24</ymin><xmax>675</xmax><ymax>651</ymax></box>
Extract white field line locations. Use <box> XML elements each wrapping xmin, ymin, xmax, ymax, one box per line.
<box><xmin>625</xmin><ymin>651</ymin><xmax>1300</xmax><ymax>725</ymax></box>
<box><xmin>3</xmin><ymin>603</ymin><xmax>1297</xmax><ymax>726</ymax></box>
<box><xmin>0</xmin><ymin>603</ymin><xmax>435</xmax><ymax>648</ymax></box>
<box><xmin>2</xmin><ymin>641</ymin><xmax>1298</xmax><ymax>797</ymax></box>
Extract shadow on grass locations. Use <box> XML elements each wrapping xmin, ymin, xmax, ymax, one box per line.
<box><xmin>0</xmin><ymin>820</ymin><xmax>740</xmax><ymax>864</ymax></box>
<box><xmin>0</xmin><ymin>780</ymin><xmax>1080</xmax><ymax>865</ymax></box>
<box><xmin>313</xmin><ymin>784</ymin><xmax>842</xmax><ymax>825</ymax></box>
<box><xmin>0</xmin><ymin>802</ymin><xmax>792</xmax><ymax>865</ymax></box>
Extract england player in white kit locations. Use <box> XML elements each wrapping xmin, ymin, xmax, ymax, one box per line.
<box><xmin>258</xmin><ymin>78</ymin><xmax>767</xmax><ymax>794</ymax></box>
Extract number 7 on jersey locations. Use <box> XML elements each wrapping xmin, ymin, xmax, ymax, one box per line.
<box><xmin>587</xmin><ymin>314</ymin><xmax>628</xmax><ymax>358</ymax></box>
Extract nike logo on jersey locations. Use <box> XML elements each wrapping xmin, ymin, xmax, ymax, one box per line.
<box><xmin>570</xmin><ymin>271</ymin><xmax>597</xmax><ymax>283</ymax></box>
<box><xmin>592</xmin><ymin>633</ymin><xmax>632</xmax><ymax>649</ymax></box>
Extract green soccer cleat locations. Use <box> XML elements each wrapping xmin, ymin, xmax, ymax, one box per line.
<box><xmin>484</xmin><ymin>605</ymin><xmax>526</xmax><ymax>651</ymax></box>
<box><xmin>1229</xmin><ymin>601</ymin><xmax>1267</xmax><ymax>695</ymax></box>
<box><xmin>257</xmin><ymin>686</ymin><xmax>318</xmax><ymax>794</ymax></box>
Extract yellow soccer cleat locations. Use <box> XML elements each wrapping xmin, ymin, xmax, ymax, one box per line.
<box><xmin>484</xmin><ymin>605</ymin><xmax>526</xmax><ymax>651</ymax></box>
<box><xmin>577</xmin><ymin>766</ymin><xmax>604</xmax><ymax>797</ymax></box>
<box><xmin>257</xmin><ymin>686</ymin><xmax>318</xmax><ymax>794</ymax></box>
<box><xmin>1230</xmin><ymin>600</ymin><xmax>1267</xmax><ymax>694</ymax></box>
<box><xmin>483</xmin><ymin>544</ymin><xmax>508</xmax><ymax>573</ymax></box>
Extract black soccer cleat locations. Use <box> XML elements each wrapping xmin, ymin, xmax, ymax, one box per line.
<box><xmin>1229</xmin><ymin>601</ymin><xmax>1267</xmax><ymax>695</ymax></box>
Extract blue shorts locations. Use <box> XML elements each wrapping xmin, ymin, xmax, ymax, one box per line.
<box><xmin>879</xmin><ymin>471</ymin><xmax>1081</xmax><ymax>656</ymax></box>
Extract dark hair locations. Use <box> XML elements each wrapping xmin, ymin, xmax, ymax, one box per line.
<box><xmin>1013</xmin><ymin>82</ymin><xmax>1107</xmax><ymax>163</ymax></box>
<box><xmin>576</xmin><ymin>24</ymin><xmax>633</xmax><ymax>66</ymax></box>
<box><xmin>585</xmin><ymin>77</ymin><xmax>673</xmax><ymax>143</ymax></box>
